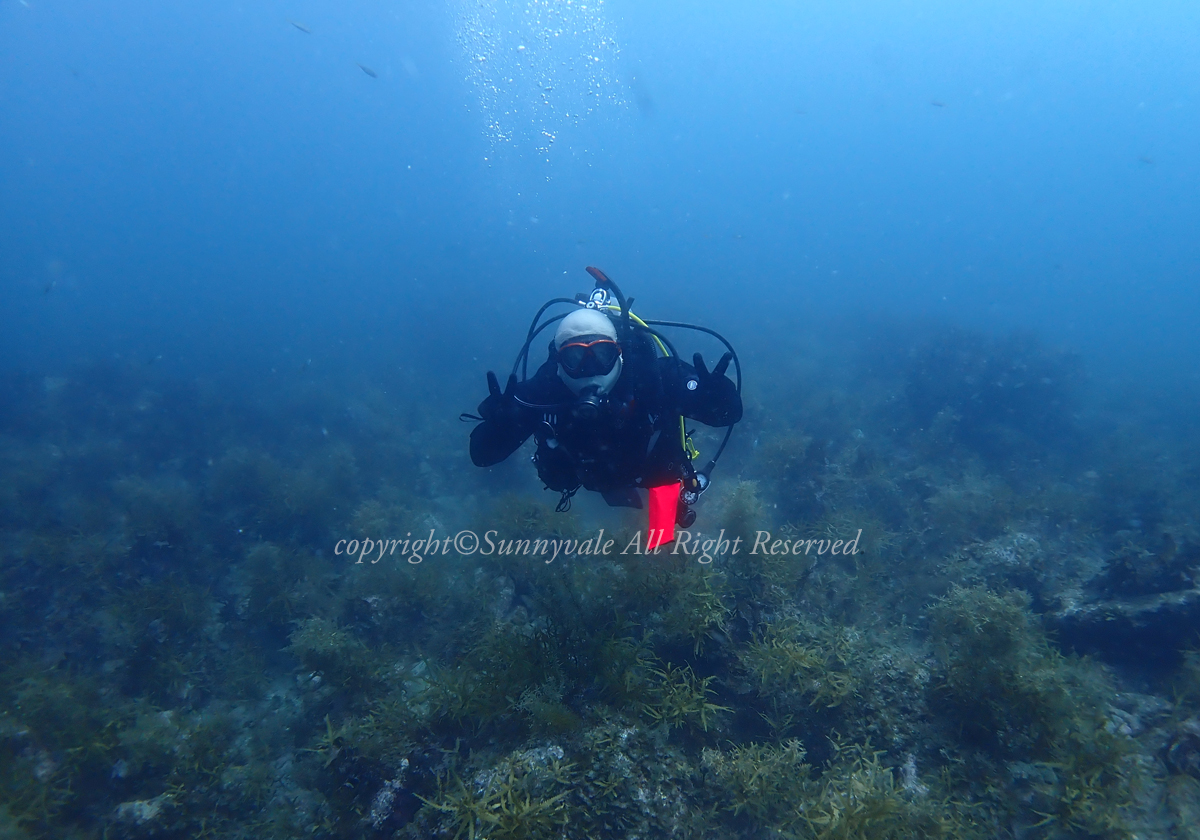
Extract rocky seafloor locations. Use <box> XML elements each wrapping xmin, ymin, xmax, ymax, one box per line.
<box><xmin>3</xmin><ymin>324</ymin><xmax>1200</xmax><ymax>839</ymax></box>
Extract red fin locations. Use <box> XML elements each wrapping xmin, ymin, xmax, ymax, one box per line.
<box><xmin>586</xmin><ymin>266</ymin><xmax>612</xmax><ymax>285</ymax></box>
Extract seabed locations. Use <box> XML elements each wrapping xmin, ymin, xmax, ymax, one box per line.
<box><xmin>3</xmin><ymin>325</ymin><xmax>1200</xmax><ymax>839</ymax></box>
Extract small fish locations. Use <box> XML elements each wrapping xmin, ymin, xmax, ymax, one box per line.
<box><xmin>1138</xmin><ymin>156</ymin><xmax>1154</xmax><ymax>165</ymax></box>
<box><xmin>289</xmin><ymin>20</ymin><xmax>311</xmax><ymax>33</ymax></box>
<box><xmin>931</xmin><ymin>100</ymin><xmax>946</xmax><ymax>107</ymax></box>
<box><xmin>357</xmin><ymin>63</ymin><xmax>378</xmax><ymax>78</ymax></box>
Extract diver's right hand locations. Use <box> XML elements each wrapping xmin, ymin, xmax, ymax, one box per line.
<box><xmin>478</xmin><ymin>371</ymin><xmax>522</xmax><ymax>425</ymax></box>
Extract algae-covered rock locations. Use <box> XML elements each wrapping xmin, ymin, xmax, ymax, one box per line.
<box><xmin>1050</xmin><ymin>536</ymin><xmax>1200</xmax><ymax>668</ymax></box>
<box><xmin>1052</xmin><ymin>584</ymin><xmax>1200</xmax><ymax>668</ymax></box>
<box><xmin>287</xmin><ymin>616</ymin><xmax>378</xmax><ymax>692</ymax></box>
<box><xmin>111</xmin><ymin>793</ymin><xmax>176</xmax><ymax>836</ymax></box>
<box><xmin>1167</xmin><ymin>775</ymin><xmax>1200</xmax><ymax>840</ymax></box>
<box><xmin>1166</xmin><ymin>718</ymin><xmax>1200</xmax><ymax>779</ymax></box>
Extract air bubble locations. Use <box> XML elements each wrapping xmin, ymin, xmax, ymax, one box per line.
<box><xmin>453</xmin><ymin>0</ymin><xmax>626</xmax><ymax>161</ymax></box>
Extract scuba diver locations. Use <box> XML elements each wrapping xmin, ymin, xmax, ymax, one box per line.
<box><xmin>464</xmin><ymin>266</ymin><xmax>742</xmax><ymax>549</ymax></box>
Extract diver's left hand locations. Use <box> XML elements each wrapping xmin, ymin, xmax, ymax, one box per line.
<box><xmin>693</xmin><ymin>352</ymin><xmax>733</xmax><ymax>385</ymax></box>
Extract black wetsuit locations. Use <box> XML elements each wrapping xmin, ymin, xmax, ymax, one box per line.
<box><xmin>469</xmin><ymin>333</ymin><xmax>742</xmax><ymax>508</ymax></box>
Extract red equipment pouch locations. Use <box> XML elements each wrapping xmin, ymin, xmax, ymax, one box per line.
<box><xmin>646</xmin><ymin>481</ymin><xmax>681</xmax><ymax>551</ymax></box>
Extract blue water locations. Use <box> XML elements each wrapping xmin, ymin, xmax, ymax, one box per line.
<box><xmin>4</xmin><ymin>4</ymin><xmax>1200</xmax><ymax>836</ymax></box>
<box><xmin>4</xmin><ymin>0</ymin><xmax>1197</xmax><ymax>394</ymax></box>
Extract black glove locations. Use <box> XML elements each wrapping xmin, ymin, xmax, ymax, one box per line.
<box><xmin>478</xmin><ymin>371</ymin><xmax>522</xmax><ymax>425</ymax></box>
<box><xmin>693</xmin><ymin>352</ymin><xmax>733</xmax><ymax>385</ymax></box>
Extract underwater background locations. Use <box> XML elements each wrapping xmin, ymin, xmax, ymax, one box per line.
<box><xmin>3</xmin><ymin>0</ymin><xmax>1200</xmax><ymax>837</ymax></box>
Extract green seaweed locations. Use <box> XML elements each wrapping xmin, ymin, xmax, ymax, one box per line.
<box><xmin>739</xmin><ymin>619</ymin><xmax>859</xmax><ymax>709</ymax></box>
<box><xmin>420</xmin><ymin>749</ymin><xmax>576</xmax><ymax>840</ymax></box>
<box><xmin>421</xmin><ymin>622</ymin><xmax>562</xmax><ymax>729</ymax></box>
<box><xmin>720</xmin><ymin>479</ymin><xmax>768</xmax><ymax>552</ymax></box>
<box><xmin>515</xmin><ymin>681</ymin><xmax>582</xmax><ymax>737</ymax></box>
<box><xmin>0</xmin><ymin>329</ymin><xmax>1193</xmax><ymax>840</ymax></box>
<box><xmin>342</xmin><ymin>692</ymin><xmax>419</xmax><ymax>767</ymax></box>
<box><xmin>803</xmin><ymin>740</ymin><xmax>972</xmax><ymax>840</ymax></box>
<box><xmin>0</xmin><ymin>666</ymin><xmax>128</xmax><ymax>832</ymax></box>
<box><xmin>642</xmin><ymin>662</ymin><xmax>730</xmax><ymax>732</ymax></box>
<box><xmin>928</xmin><ymin>586</ymin><xmax>1073</xmax><ymax>757</ymax></box>
<box><xmin>660</xmin><ymin>566</ymin><xmax>731</xmax><ymax>653</ymax></box>
<box><xmin>114</xmin><ymin>474</ymin><xmax>199</xmax><ymax>545</ymax></box>
<box><xmin>928</xmin><ymin>585</ymin><xmax>1138</xmax><ymax>836</ymax></box>
<box><xmin>702</xmin><ymin>738</ymin><xmax>812</xmax><ymax>826</ymax></box>
<box><xmin>287</xmin><ymin>616</ymin><xmax>380</xmax><ymax>692</ymax></box>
